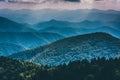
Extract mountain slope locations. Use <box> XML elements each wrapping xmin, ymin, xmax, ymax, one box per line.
<box><xmin>0</xmin><ymin>32</ymin><xmax>64</xmax><ymax>49</ymax></box>
<box><xmin>35</xmin><ymin>20</ymin><xmax>120</xmax><ymax>38</ymax></box>
<box><xmin>0</xmin><ymin>32</ymin><xmax>64</xmax><ymax>56</ymax></box>
<box><xmin>34</xmin><ymin>19</ymin><xmax>73</xmax><ymax>30</ymax></box>
<box><xmin>35</xmin><ymin>20</ymin><xmax>103</xmax><ymax>30</ymax></box>
<box><xmin>36</xmin><ymin>20</ymin><xmax>101</xmax><ymax>37</ymax></box>
<box><xmin>9</xmin><ymin>32</ymin><xmax>120</xmax><ymax>65</ymax></box>
<box><xmin>0</xmin><ymin>17</ymin><xmax>35</xmax><ymax>32</ymax></box>
<box><xmin>0</xmin><ymin>43</ymin><xmax>25</xmax><ymax>56</ymax></box>
<box><xmin>0</xmin><ymin>56</ymin><xmax>41</xmax><ymax>80</ymax></box>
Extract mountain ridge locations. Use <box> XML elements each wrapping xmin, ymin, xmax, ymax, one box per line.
<box><xmin>36</xmin><ymin>20</ymin><xmax>120</xmax><ymax>38</ymax></box>
<box><xmin>0</xmin><ymin>9</ymin><xmax>120</xmax><ymax>24</ymax></box>
<box><xmin>9</xmin><ymin>32</ymin><xmax>120</xmax><ymax>65</ymax></box>
<box><xmin>0</xmin><ymin>43</ymin><xmax>25</xmax><ymax>56</ymax></box>
<box><xmin>0</xmin><ymin>17</ymin><xmax>35</xmax><ymax>32</ymax></box>
<box><xmin>0</xmin><ymin>32</ymin><xmax>64</xmax><ymax>56</ymax></box>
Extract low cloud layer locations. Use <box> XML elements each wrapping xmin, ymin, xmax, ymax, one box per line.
<box><xmin>64</xmin><ymin>0</ymin><xmax>80</xmax><ymax>2</ymax></box>
<box><xmin>0</xmin><ymin>0</ymin><xmax>120</xmax><ymax>10</ymax></box>
<box><xmin>1</xmin><ymin>0</ymin><xmax>81</xmax><ymax>3</ymax></box>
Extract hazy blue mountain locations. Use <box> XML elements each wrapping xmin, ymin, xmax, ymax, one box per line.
<box><xmin>105</xmin><ymin>21</ymin><xmax>120</xmax><ymax>30</ymax></box>
<box><xmin>33</xmin><ymin>19</ymin><xmax>73</xmax><ymax>30</ymax></box>
<box><xmin>94</xmin><ymin>26</ymin><xmax>120</xmax><ymax>38</ymax></box>
<box><xmin>34</xmin><ymin>20</ymin><xmax>103</xmax><ymax>30</ymax></box>
<box><xmin>0</xmin><ymin>43</ymin><xmax>25</xmax><ymax>56</ymax></box>
<box><xmin>0</xmin><ymin>32</ymin><xmax>64</xmax><ymax>48</ymax></box>
<box><xmin>0</xmin><ymin>9</ymin><xmax>120</xmax><ymax>24</ymax></box>
<box><xmin>39</xmin><ymin>26</ymin><xmax>78</xmax><ymax>37</ymax></box>
<box><xmin>9</xmin><ymin>32</ymin><xmax>120</xmax><ymax>65</ymax></box>
<box><xmin>35</xmin><ymin>20</ymin><xmax>120</xmax><ymax>38</ymax></box>
<box><xmin>0</xmin><ymin>17</ymin><xmax>35</xmax><ymax>32</ymax></box>
<box><xmin>36</xmin><ymin>20</ymin><xmax>103</xmax><ymax>37</ymax></box>
<box><xmin>0</xmin><ymin>32</ymin><xmax>64</xmax><ymax>55</ymax></box>
<box><xmin>0</xmin><ymin>14</ymin><xmax>120</xmax><ymax>37</ymax></box>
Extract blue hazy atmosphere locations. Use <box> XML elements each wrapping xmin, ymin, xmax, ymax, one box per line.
<box><xmin>0</xmin><ymin>9</ymin><xmax>120</xmax><ymax>57</ymax></box>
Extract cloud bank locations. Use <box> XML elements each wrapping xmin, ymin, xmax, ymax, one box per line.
<box><xmin>0</xmin><ymin>0</ymin><xmax>120</xmax><ymax>10</ymax></box>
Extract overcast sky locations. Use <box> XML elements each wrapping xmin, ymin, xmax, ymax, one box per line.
<box><xmin>0</xmin><ymin>0</ymin><xmax>120</xmax><ymax>10</ymax></box>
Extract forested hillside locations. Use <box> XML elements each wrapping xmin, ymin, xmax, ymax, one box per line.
<box><xmin>0</xmin><ymin>56</ymin><xmax>40</xmax><ymax>80</ymax></box>
<box><xmin>1</xmin><ymin>56</ymin><xmax>120</xmax><ymax>80</ymax></box>
<box><xmin>10</xmin><ymin>32</ymin><xmax>120</xmax><ymax>65</ymax></box>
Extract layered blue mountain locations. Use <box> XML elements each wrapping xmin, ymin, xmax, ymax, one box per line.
<box><xmin>0</xmin><ymin>32</ymin><xmax>64</xmax><ymax>56</ymax></box>
<box><xmin>0</xmin><ymin>43</ymin><xmax>25</xmax><ymax>56</ymax></box>
<box><xmin>0</xmin><ymin>13</ymin><xmax>120</xmax><ymax>38</ymax></box>
<box><xmin>34</xmin><ymin>19</ymin><xmax>120</xmax><ymax>38</ymax></box>
<box><xmin>9</xmin><ymin>32</ymin><xmax>120</xmax><ymax>65</ymax></box>
<box><xmin>0</xmin><ymin>17</ymin><xmax>35</xmax><ymax>32</ymax></box>
<box><xmin>0</xmin><ymin>15</ymin><xmax>120</xmax><ymax>56</ymax></box>
<box><xmin>0</xmin><ymin>9</ymin><xmax>120</xmax><ymax>24</ymax></box>
<box><xmin>0</xmin><ymin>17</ymin><xmax>64</xmax><ymax>56</ymax></box>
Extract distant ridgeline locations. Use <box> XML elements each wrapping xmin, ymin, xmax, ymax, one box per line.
<box><xmin>0</xmin><ymin>56</ymin><xmax>120</xmax><ymax>80</ymax></box>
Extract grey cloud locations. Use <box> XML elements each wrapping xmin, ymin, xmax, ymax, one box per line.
<box><xmin>64</xmin><ymin>0</ymin><xmax>80</xmax><ymax>2</ymax></box>
<box><xmin>4</xmin><ymin>0</ymin><xmax>81</xmax><ymax>4</ymax></box>
<box><xmin>40</xmin><ymin>0</ymin><xmax>81</xmax><ymax>4</ymax></box>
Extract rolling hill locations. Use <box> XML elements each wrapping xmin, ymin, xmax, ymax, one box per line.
<box><xmin>34</xmin><ymin>19</ymin><xmax>103</xmax><ymax>30</ymax></box>
<box><xmin>34</xmin><ymin>20</ymin><xmax>120</xmax><ymax>38</ymax></box>
<box><xmin>0</xmin><ymin>32</ymin><xmax>64</xmax><ymax>48</ymax></box>
<box><xmin>0</xmin><ymin>17</ymin><xmax>35</xmax><ymax>32</ymax></box>
<box><xmin>0</xmin><ymin>32</ymin><xmax>64</xmax><ymax>56</ymax></box>
<box><xmin>0</xmin><ymin>43</ymin><xmax>25</xmax><ymax>56</ymax></box>
<box><xmin>0</xmin><ymin>15</ymin><xmax>120</xmax><ymax>38</ymax></box>
<box><xmin>9</xmin><ymin>32</ymin><xmax>120</xmax><ymax>65</ymax></box>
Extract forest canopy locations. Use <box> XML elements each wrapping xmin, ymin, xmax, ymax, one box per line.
<box><xmin>0</xmin><ymin>56</ymin><xmax>120</xmax><ymax>80</ymax></box>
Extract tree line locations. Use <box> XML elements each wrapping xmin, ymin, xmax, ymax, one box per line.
<box><xmin>0</xmin><ymin>56</ymin><xmax>120</xmax><ymax>80</ymax></box>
